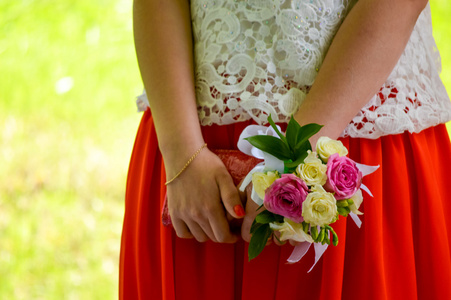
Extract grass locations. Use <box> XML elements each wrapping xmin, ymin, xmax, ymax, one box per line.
<box><xmin>0</xmin><ymin>1</ymin><xmax>450</xmax><ymax>299</ymax></box>
<box><xmin>431</xmin><ymin>0</ymin><xmax>451</xmax><ymax>134</ymax></box>
<box><xmin>0</xmin><ymin>0</ymin><xmax>141</xmax><ymax>298</ymax></box>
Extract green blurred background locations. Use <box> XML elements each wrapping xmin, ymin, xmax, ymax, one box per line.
<box><xmin>0</xmin><ymin>1</ymin><xmax>450</xmax><ymax>299</ymax></box>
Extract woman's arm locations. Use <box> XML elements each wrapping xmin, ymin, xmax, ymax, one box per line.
<box><xmin>134</xmin><ymin>0</ymin><xmax>201</xmax><ymax>154</ymax></box>
<box><xmin>293</xmin><ymin>0</ymin><xmax>428</xmax><ymax>143</ymax></box>
<box><xmin>241</xmin><ymin>0</ymin><xmax>429</xmax><ymax>241</ymax></box>
<box><xmin>134</xmin><ymin>0</ymin><xmax>244</xmax><ymax>243</ymax></box>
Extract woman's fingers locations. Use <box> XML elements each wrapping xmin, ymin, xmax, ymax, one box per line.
<box><xmin>171</xmin><ymin>207</ymin><xmax>222</xmax><ymax>243</ymax></box>
<box><xmin>171</xmin><ymin>218</ymin><xmax>194</xmax><ymax>239</ymax></box>
<box><xmin>217</xmin><ymin>171</ymin><xmax>245</xmax><ymax>219</ymax></box>
<box><xmin>209</xmin><ymin>215</ymin><xmax>239</xmax><ymax>243</ymax></box>
<box><xmin>168</xmin><ymin>185</ymin><xmax>238</xmax><ymax>243</ymax></box>
<box><xmin>241</xmin><ymin>185</ymin><xmax>261</xmax><ymax>242</ymax></box>
<box><xmin>273</xmin><ymin>231</ymin><xmax>286</xmax><ymax>246</ymax></box>
<box><xmin>185</xmin><ymin>220</ymin><xmax>213</xmax><ymax>243</ymax></box>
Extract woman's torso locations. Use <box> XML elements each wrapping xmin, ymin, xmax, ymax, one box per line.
<box><xmin>137</xmin><ymin>0</ymin><xmax>451</xmax><ymax>139</ymax></box>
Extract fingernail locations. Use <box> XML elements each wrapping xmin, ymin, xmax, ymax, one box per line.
<box><xmin>234</xmin><ymin>205</ymin><xmax>245</xmax><ymax>217</ymax></box>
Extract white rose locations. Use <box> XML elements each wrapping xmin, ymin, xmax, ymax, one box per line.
<box><xmin>302</xmin><ymin>185</ymin><xmax>338</xmax><ymax>226</ymax></box>
<box><xmin>296</xmin><ymin>150</ymin><xmax>327</xmax><ymax>186</ymax></box>
<box><xmin>349</xmin><ymin>189</ymin><xmax>364</xmax><ymax>215</ymax></box>
<box><xmin>270</xmin><ymin>218</ymin><xmax>314</xmax><ymax>243</ymax></box>
<box><xmin>252</xmin><ymin>171</ymin><xmax>279</xmax><ymax>199</ymax></box>
<box><xmin>316</xmin><ymin>136</ymin><xmax>348</xmax><ymax>163</ymax></box>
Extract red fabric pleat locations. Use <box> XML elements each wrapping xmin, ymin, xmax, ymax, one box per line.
<box><xmin>120</xmin><ymin>109</ymin><xmax>451</xmax><ymax>299</ymax></box>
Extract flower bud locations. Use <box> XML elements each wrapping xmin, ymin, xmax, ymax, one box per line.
<box><xmin>318</xmin><ymin>228</ymin><xmax>325</xmax><ymax>243</ymax></box>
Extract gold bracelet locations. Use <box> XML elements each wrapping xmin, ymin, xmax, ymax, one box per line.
<box><xmin>164</xmin><ymin>143</ymin><xmax>208</xmax><ymax>185</ymax></box>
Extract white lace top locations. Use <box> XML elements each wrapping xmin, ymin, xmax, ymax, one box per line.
<box><xmin>137</xmin><ymin>0</ymin><xmax>451</xmax><ymax>139</ymax></box>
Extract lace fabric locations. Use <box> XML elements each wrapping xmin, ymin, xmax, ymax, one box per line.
<box><xmin>137</xmin><ymin>1</ymin><xmax>451</xmax><ymax>139</ymax></box>
<box><xmin>343</xmin><ymin>3</ymin><xmax>451</xmax><ymax>138</ymax></box>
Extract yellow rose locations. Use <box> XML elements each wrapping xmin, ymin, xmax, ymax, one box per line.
<box><xmin>302</xmin><ymin>185</ymin><xmax>338</xmax><ymax>226</ymax></box>
<box><xmin>349</xmin><ymin>189</ymin><xmax>364</xmax><ymax>215</ymax></box>
<box><xmin>316</xmin><ymin>136</ymin><xmax>348</xmax><ymax>163</ymax></box>
<box><xmin>270</xmin><ymin>218</ymin><xmax>314</xmax><ymax>243</ymax></box>
<box><xmin>296</xmin><ymin>150</ymin><xmax>327</xmax><ymax>186</ymax></box>
<box><xmin>252</xmin><ymin>171</ymin><xmax>279</xmax><ymax>199</ymax></box>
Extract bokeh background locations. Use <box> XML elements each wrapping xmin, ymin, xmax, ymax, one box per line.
<box><xmin>0</xmin><ymin>1</ymin><xmax>450</xmax><ymax>299</ymax></box>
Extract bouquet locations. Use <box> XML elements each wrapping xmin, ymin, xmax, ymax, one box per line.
<box><xmin>238</xmin><ymin>116</ymin><xmax>378</xmax><ymax>271</ymax></box>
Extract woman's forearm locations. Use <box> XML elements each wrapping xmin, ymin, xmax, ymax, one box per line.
<box><xmin>294</xmin><ymin>0</ymin><xmax>428</xmax><ymax>141</ymax></box>
<box><xmin>133</xmin><ymin>0</ymin><xmax>204</xmax><ymax>170</ymax></box>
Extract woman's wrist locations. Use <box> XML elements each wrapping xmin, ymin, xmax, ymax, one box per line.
<box><xmin>164</xmin><ymin>143</ymin><xmax>208</xmax><ymax>185</ymax></box>
<box><xmin>159</xmin><ymin>134</ymin><xmax>207</xmax><ymax>175</ymax></box>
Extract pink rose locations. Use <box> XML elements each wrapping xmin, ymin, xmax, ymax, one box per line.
<box><xmin>264</xmin><ymin>174</ymin><xmax>309</xmax><ymax>222</ymax></box>
<box><xmin>324</xmin><ymin>153</ymin><xmax>362</xmax><ymax>200</ymax></box>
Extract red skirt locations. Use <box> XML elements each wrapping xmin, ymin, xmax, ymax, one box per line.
<box><xmin>119</xmin><ymin>109</ymin><xmax>451</xmax><ymax>300</ymax></box>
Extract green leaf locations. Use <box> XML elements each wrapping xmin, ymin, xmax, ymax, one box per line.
<box><xmin>284</xmin><ymin>151</ymin><xmax>309</xmax><ymax>169</ymax></box>
<box><xmin>298</xmin><ymin>123</ymin><xmax>323</xmax><ymax>144</ymax></box>
<box><xmin>268</xmin><ymin>115</ymin><xmax>287</xmax><ymax>143</ymax></box>
<box><xmin>301</xmin><ymin>123</ymin><xmax>323</xmax><ymax>135</ymax></box>
<box><xmin>254</xmin><ymin>211</ymin><xmax>284</xmax><ymax>226</ymax></box>
<box><xmin>293</xmin><ymin>140</ymin><xmax>312</xmax><ymax>157</ymax></box>
<box><xmin>273</xmin><ymin>213</ymin><xmax>284</xmax><ymax>223</ymax></box>
<box><xmin>250</xmin><ymin>219</ymin><xmax>263</xmax><ymax>234</ymax></box>
<box><xmin>248</xmin><ymin>224</ymin><xmax>273</xmax><ymax>261</ymax></box>
<box><xmin>255</xmin><ymin>210</ymin><xmax>277</xmax><ymax>224</ymax></box>
<box><xmin>286</xmin><ymin>117</ymin><xmax>302</xmax><ymax>151</ymax></box>
<box><xmin>283</xmin><ymin>140</ymin><xmax>312</xmax><ymax>172</ymax></box>
<box><xmin>245</xmin><ymin>135</ymin><xmax>292</xmax><ymax>160</ymax></box>
<box><xmin>293</xmin><ymin>123</ymin><xmax>323</xmax><ymax>153</ymax></box>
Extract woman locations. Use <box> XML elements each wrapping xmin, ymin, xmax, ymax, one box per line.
<box><xmin>120</xmin><ymin>0</ymin><xmax>451</xmax><ymax>299</ymax></box>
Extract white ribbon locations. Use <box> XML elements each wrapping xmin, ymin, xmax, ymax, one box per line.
<box><xmin>238</xmin><ymin>125</ymin><xmax>284</xmax><ymax>205</ymax></box>
<box><xmin>356</xmin><ymin>163</ymin><xmax>379</xmax><ymax>197</ymax></box>
<box><xmin>360</xmin><ymin>183</ymin><xmax>373</xmax><ymax>197</ymax></box>
<box><xmin>349</xmin><ymin>212</ymin><xmax>362</xmax><ymax>228</ymax></box>
<box><xmin>310</xmin><ymin>242</ymin><xmax>329</xmax><ymax>272</ymax></box>
<box><xmin>286</xmin><ymin>239</ymin><xmax>329</xmax><ymax>273</ymax></box>
<box><xmin>347</xmin><ymin>163</ymin><xmax>379</xmax><ymax>227</ymax></box>
<box><xmin>237</xmin><ymin>124</ymin><xmax>282</xmax><ymax>158</ymax></box>
<box><xmin>287</xmin><ymin>242</ymin><xmax>311</xmax><ymax>264</ymax></box>
<box><xmin>356</xmin><ymin>162</ymin><xmax>380</xmax><ymax>177</ymax></box>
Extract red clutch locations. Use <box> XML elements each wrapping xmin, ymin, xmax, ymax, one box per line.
<box><xmin>162</xmin><ymin>149</ymin><xmax>262</xmax><ymax>226</ymax></box>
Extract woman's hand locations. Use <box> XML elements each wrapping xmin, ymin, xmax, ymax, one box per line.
<box><xmin>240</xmin><ymin>184</ymin><xmax>261</xmax><ymax>243</ymax></box>
<box><xmin>167</xmin><ymin>148</ymin><xmax>245</xmax><ymax>243</ymax></box>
